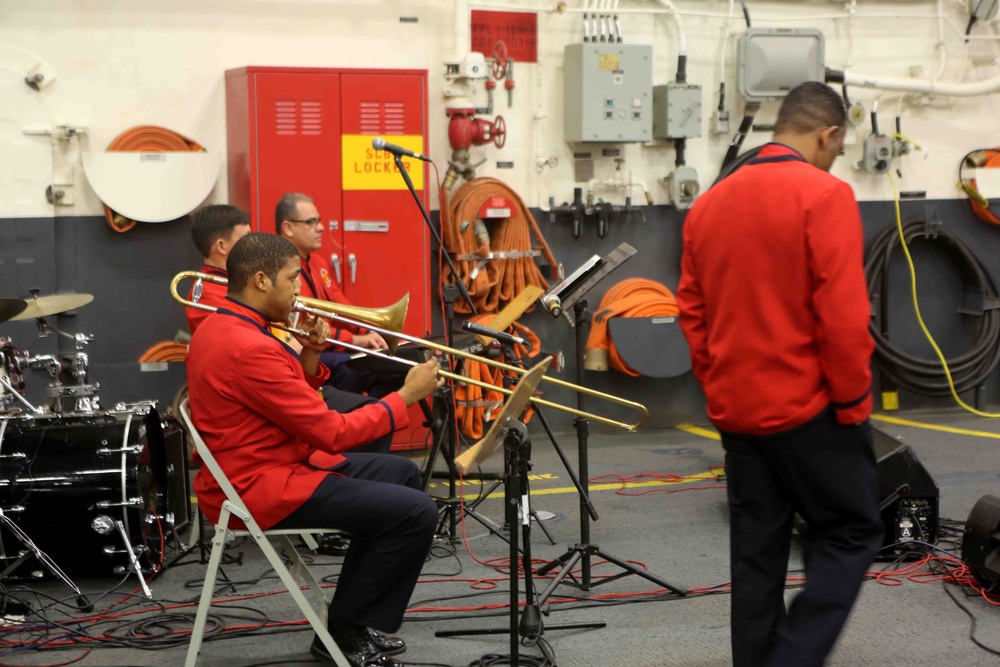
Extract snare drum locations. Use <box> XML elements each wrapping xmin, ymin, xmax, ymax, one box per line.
<box><xmin>0</xmin><ymin>339</ymin><xmax>25</xmax><ymax>412</ymax></box>
<box><xmin>0</xmin><ymin>406</ymin><xmax>174</xmax><ymax>578</ymax></box>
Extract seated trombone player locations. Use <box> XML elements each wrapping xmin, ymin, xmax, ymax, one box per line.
<box><xmin>187</xmin><ymin>204</ymin><xmax>395</xmax><ymax>459</ymax></box>
<box><xmin>276</xmin><ymin>192</ymin><xmax>406</xmax><ymax>399</ymax></box>
<box><xmin>186</xmin><ymin>232</ymin><xmax>442</xmax><ymax>666</ymax></box>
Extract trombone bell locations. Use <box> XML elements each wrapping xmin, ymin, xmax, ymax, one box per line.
<box><xmin>296</xmin><ymin>294</ymin><xmax>409</xmax><ymax>354</ymax></box>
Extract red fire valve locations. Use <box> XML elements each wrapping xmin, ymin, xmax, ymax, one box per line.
<box><xmin>447</xmin><ymin>108</ymin><xmax>507</xmax><ymax>152</ymax></box>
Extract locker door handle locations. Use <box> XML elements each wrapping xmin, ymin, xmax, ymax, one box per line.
<box><xmin>348</xmin><ymin>253</ymin><xmax>357</xmax><ymax>284</ymax></box>
<box><xmin>331</xmin><ymin>254</ymin><xmax>341</xmax><ymax>284</ymax></box>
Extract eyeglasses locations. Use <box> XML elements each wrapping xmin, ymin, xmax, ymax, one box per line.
<box><xmin>286</xmin><ymin>217</ymin><xmax>323</xmax><ymax>226</ymax></box>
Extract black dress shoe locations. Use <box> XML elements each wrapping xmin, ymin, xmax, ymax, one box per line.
<box><xmin>314</xmin><ymin>534</ymin><xmax>351</xmax><ymax>556</ymax></box>
<box><xmin>310</xmin><ymin>630</ymin><xmax>402</xmax><ymax>666</ymax></box>
<box><xmin>367</xmin><ymin>628</ymin><xmax>405</xmax><ymax>655</ymax></box>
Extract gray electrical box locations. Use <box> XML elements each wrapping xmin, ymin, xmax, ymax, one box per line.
<box><xmin>564</xmin><ymin>43</ymin><xmax>653</xmax><ymax>143</ymax></box>
<box><xmin>652</xmin><ymin>83</ymin><xmax>702</xmax><ymax>139</ymax></box>
<box><xmin>737</xmin><ymin>28</ymin><xmax>825</xmax><ymax>103</ymax></box>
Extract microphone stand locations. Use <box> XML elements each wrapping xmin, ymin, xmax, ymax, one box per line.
<box><xmin>393</xmin><ymin>154</ymin><xmax>479</xmax><ymax>542</ymax></box>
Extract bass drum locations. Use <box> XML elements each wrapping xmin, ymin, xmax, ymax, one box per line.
<box><xmin>0</xmin><ymin>406</ymin><xmax>171</xmax><ymax>578</ymax></box>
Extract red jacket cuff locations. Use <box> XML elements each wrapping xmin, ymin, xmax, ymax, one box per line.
<box><xmin>304</xmin><ymin>362</ymin><xmax>330</xmax><ymax>390</ymax></box>
<box><xmin>834</xmin><ymin>392</ymin><xmax>872</xmax><ymax>425</ymax></box>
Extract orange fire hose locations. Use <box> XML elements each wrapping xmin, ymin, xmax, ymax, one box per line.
<box><xmin>964</xmin><ymin>149</ymin><xmax>1000</xmax><ymax>225</ymax></box>
<box><xmin>138</xmin><ymin>341</ymin><xmax>188</xmax><ymax>363</ymax></box>
<box><xmin>453</xmin><ymin>314</ymin><xmax>540</xmax><ymax>440</ymax></box>
<box><xmin>585</xmin><ymin>278</ymin><xmax>679</xmax><ymax>377</ymax></box>
<box><xmin>103</xmin><ymin>126</ymin><xmax>205</xmax><ymax>233</ymax></box>
<box><xmin>439</xmin><ymin>178</ymin><xmax>558</xmax><ymax>314</ymax></box>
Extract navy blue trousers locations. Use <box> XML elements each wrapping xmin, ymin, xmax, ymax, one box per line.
<box><xmin>321</xmin><ymin>387</ymin><xmax>391</xmax><ymax>454</ymax></box>
<box><xmin>272</xmin><ymin>454</ymin><xmax>437</xmax><ymax>633</ymax></box>
<box><xmin>720</xmin><ymin>408</ymin><xmax>883</xmax><ymax>667</ymax></box>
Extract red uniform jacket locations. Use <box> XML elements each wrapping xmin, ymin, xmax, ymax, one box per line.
<box><xmin>677</xmin><ymin>143</ymin><xmax>874</xmax><ymax>435</ymax></box>
<box><xmin>186</xmin><ymin>264</ymin><xmax>228</xmax><ymax>335</ymax></box>
<box><xmin>299</xmin><ymin>253</ymin><xmax>363</xmax><ymax>348</ymax></box>
<box><xmin>186</xmin><ymin>297</ymin><xmax>409</xmax><ymax>528</ymax></box>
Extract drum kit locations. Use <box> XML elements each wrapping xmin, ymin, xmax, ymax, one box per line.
<box><xmin>0</xmin><ymin>292</ymin><xmax>186</xmax><ymax>603</ymax></box>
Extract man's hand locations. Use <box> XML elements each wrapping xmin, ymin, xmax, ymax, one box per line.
<box><xmin>292</xmin><ymin>313</ymin><xmax>331</xmax><ymax>353</ymax></box>
<box><xmin>397</xmin><ymin>358</ymin><xmax>444</xmax><ymax>406</ymax></box>
<box><xmin>354</xmin><ymin>331</ymin><xmax>389</xmax><ymax>351</ymax></box>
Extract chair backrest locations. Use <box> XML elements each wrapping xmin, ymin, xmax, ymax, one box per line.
<box><xmin>179</xmin><ymin>399</ymin><xmax>251</xmax><ymax>518</ymax></box>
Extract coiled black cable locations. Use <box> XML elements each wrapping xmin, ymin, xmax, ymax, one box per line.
<box><xmin>865</xmin><ymin>220</ymin><xmax>1000</xmax><ymax>396</ymax></box>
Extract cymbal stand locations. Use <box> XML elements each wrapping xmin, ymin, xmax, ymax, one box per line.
<box><xmin>534</xmin><ymin>301</ymin><xmax>686</xmax><ymax>601</ymax></box>
<box><xmin>33</xmin><ymin>318</ymin><xmax>99</xmax><ymax>414</ymax></box>
<box><xmin>0</xmin><ymin>507</ymin><xmax>93</xmax><ymax>611</ymax></box>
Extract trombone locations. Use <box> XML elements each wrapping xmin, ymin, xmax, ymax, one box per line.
<box><xmin>171</xmin><ymin>270</ymin><xmax>649</xmax><ymax>432</ymax></box>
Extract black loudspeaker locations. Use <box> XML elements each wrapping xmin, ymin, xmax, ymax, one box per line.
<box><xmin>872</xmin><ymin>426</ymin><xmax>939</xmax><ymax>559</ymax></box>
<box><xmin>962</xmin><ymin>495</ymin><xmax>1000</xmax><ymax>592</ymax></box>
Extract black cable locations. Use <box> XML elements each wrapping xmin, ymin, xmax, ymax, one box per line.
<box><xmin>943</xmin><ymin>580</ymin><xmax>1000</xmax><ymax>657</ymax></box>
<box><xmin>865</xmin><ymin>220</ymin><xmax>1000</xmax><ymax>396</ymax></box>
<box><xmin>842</xmin><ymin>83</ymin><xmax>851</xmax><ymax>108</ymax></box>
<box><xmin>718</xmin><ymin>82</ymin><xmax>726</xmax><ymax>111</ymax></box>
<box><xmin>675</xmin><ymin>137</ymin><xmax>686</xmax><ymax>168</ymax></box>
<box><xmin>739</xmin><ymin>0</ymin><xmax>752</xmax><ymax>28</ymax></box>
<box><xmin>713</xmin><ymin>145</ymin><xmax>763</xmax><ymax>187</ymax></box>
<box><xmin>676</xmin><ymin>54</ymin><xmax>687</xmax><ymax>85</ymax></box>
<box><xmin>720</xmin><ymin>108</ymin><xmax>758</xmax><ymax>173</ymax></box>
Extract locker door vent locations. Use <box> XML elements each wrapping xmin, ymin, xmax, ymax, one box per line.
<box><xmin>358</xmin><ymin>101</ymin><xmax>407</xmax><ymax>135</ymax></box>
<box><xmin>301</xmin><ymin>100</ymin><xmax>322</xmax><ymax>136</ymax></box>
<box><xmin>275</xmin><ymin>100</ymin><xmax>297</xmax><ymax>136</ymax></box>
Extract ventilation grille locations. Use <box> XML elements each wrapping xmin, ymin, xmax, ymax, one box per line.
<box><xmin>274</xmin><ymin>100</ymin><xmax>323</xmax><ymax>136</ymax></box>
<box><xmin>358</xmin><ymin>101</ymin><xmax>407</xmax><ymax>135</ymax></box>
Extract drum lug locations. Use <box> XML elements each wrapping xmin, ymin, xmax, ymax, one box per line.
<box><xmin>95</xmin><ymin>497</ymin><xmax>144</xmax><ymax>509</ymax></box>
<box><xmin>96</xmin><ymin>445</ymin><xmax>143</xmax><ymax>456</ymax></box>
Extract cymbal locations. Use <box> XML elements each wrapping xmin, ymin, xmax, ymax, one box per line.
<box><xmin>10</xmin><ymin>293</ymin><xmax>94</xmax><ymax>321</ymax></box>
<box><xmin>0</xmin><ymin>298</ymin><xmax>27</xmax><ymax>324</ymax></box>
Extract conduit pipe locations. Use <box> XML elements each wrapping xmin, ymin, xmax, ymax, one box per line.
<box><xmin>842</xmin><ymin>69</ymin><xmax>1000</xmax><ymax>97</ymax></box>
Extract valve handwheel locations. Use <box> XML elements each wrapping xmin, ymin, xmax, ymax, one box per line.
<box><xmin>493</xmin><ymin>115</ymin><xmax>507</xmax><ymax>149</ymax></box>
<box><xmin>491</xmin><ymin>41</ymin><xmax>509</xmax><ymax>80</ymax></box>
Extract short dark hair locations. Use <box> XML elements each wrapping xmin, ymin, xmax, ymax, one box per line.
<box><xmin>774</xmin><ymin>82</ymin><xmax>846</xmax><ymax>136</ymax></box>
<box><xmin>190</xmin><ymin>205</ymin><xmax>251</xmax><ymax>258</ymax></box>
<box><xmin>227</xmin><ymin>233</ymin><xmax>299</xmax><ymax>292</ymax></box>
<box><xmin>274</xmin><ymin>193</ymin><xmax>313</xmax><ymax>234</ymax></box>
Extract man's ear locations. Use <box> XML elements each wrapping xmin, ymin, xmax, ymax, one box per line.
<box><xmin>214</xmin><ymin>237</ymin><xmax>228</xmax><ymax>257</ymax></box>
<box><xmin>281</xmin><ymin>221</ymin><xmax>293</xmax><ymax>238</ymax></box>
<box><xmin>252</xmin><ymin>270</ymin><xmax>271</xmax><ymax>292</ymax></box>
<box><xmin>818</xmin><ymin>125</ymin><xmax>840</xmax><ymax>149</ymax></box>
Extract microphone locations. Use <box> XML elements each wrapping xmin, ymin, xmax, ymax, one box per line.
<box><xmin>371</xmin><ymin>137</ymin><xmax>431</xmax><ymax>163</ymax></box>
<box><xmin>462</xmin><ymin>321</ymin><xmax>525</xmax><ymax>346</ymax></box>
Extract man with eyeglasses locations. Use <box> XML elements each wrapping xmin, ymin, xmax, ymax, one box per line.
<box><xmin>276</xmin><ymin>193</ymin><xmax>406</xmax><ymax>403</ymax></box>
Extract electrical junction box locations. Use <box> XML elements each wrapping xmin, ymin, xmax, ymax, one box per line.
<box><xmin>737</xmin><ymin>28</ymin><xmax>825</xmax><ymax>103</ymax></box>
<box><xmin>564</xmin><ymin>43</ymin><xmax>653</xmax><ymax>143</ymax></box>
<box><xmin>652</xmin><ymin>83</ymin><xmax>702</xmax><ymax>139</ymax></box>
<box><xmin>863</xmin><ymin>134</ymin><xmax>892</xmax><ymax>175</ymax></box>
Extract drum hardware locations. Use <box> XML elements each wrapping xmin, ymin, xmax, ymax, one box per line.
<box><xmin>8</xmin><ymin>291</ymin><xmax>94</xmax><ymax>323</ymax></box>
<box><xmin>0</xmin><ymin>453</ymin><xmax>26</xmax><ymax>461</ymax></box>
<box><xmin>91</xmin><ymin>514</ymin><xmax>153</xmax><ymax>598</ymax></box>
<box><xmin>0</xmin><ymin>507</ymin><xmax>92</xmax><ymax>610</ymax></box>
<box><xmin>96</xmin><ymin>445</ymin><xmax>143</xmax><ymax>456</ymax></box>
<box><xmin>95</xmin><ymin>497</ymin><xmax>144</xmax><ymax>509</ymax></box>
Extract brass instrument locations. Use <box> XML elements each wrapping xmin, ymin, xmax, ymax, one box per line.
<box><xmin>170</xmin><ymin>270</ymin><xmax>649</xmax><ymax>432</ymax></box>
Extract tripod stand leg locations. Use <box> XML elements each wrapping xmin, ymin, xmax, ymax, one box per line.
<box><xmin>596</xmin><ymin>547</ymin><xmax>687</xmax><ymax>596</ymax></box>
<box><xmin>529</xmin><ymin>510</ymin><xmax>557</xmax><ymax>545</ymax></box>
<box><xmin>536</xmin><ymin>549</ymin><xmax>583</xmax><ymax>603</ymax></box>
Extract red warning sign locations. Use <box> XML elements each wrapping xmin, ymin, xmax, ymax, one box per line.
<box><xmin>471</xmin><ymin>10</ymin><xmax>538</xmax><ymax>64</ymax></box>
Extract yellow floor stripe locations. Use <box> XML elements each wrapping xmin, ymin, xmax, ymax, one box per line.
<box><xmin>485</xmin><ymin>471</ymin><xmax>722</xmax><ymax>499</ymax></box>
<box><xmin>871</xmin><ymin>414</ymin><xmax>1000</xmax><ymax>440</ymax></box>
<box><xmin>675</xmin><ymin>423</ymin><xmax>721</xmax><ymax>440</ymax></box>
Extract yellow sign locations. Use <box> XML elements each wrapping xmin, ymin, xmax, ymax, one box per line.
<box><xmin>598</xmin><ymin>54</ymin><xmax>619</xmax><ymax>72</ymax></box>
<box><xmin>342</xmin><ymin>135</ymin><xmax>425</xmax><ymax>191</ymax></box>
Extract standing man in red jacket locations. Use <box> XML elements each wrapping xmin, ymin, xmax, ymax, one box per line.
<box><xmin>678</xmin><ymin>82</ymin><xmax>883</xmax><ymax>667</ymax></box>
<box><xmin>187</xmin><ymin>233</ymin><xmax>442</xmax><ymax>666</ymax></box>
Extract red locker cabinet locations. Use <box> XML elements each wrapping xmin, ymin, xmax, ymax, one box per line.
<box><xmin>226</xmin><ymin>66</ymin><xmax>431</xmax><ymax>449</ymax></box>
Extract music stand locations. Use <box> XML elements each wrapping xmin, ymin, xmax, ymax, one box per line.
<box><xmin>440</xmin><ymin>359</ymin><xmax>551</xmax><ymax>666</ymax></box>
<box><xmin>534</xmin><ymin>244</ymin><xmax>687</xmax><ymax>600</ymax></box>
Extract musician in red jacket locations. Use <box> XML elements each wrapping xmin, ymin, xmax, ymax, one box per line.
<box><xmin>276</xmin><ymin>193</ymin><xmax>404</xmax><ymax>399</ymax></box>
<box><xmin>185</xmin><ymin>205</ymin><xmax>251</xmax><ymax>335</ymax></box>
<box><xmin>678</xmin><ymin>82</ymin><xmax>883</xmax><ymax>667</ymax></box>
<box><xmin>187</xmin><ymin>233</ymin><xmax>442</xmax><ymax>666</ymax></box>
